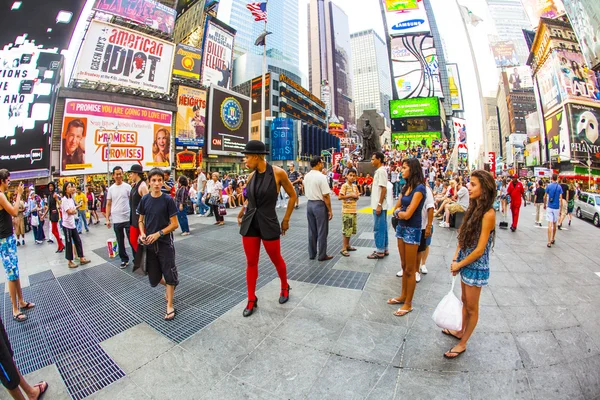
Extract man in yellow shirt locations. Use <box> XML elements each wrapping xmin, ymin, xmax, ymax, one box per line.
<box><xmin>74</xmin><ymin>186</ymin><xmax>89</xmax><ymax>233</ymax></box>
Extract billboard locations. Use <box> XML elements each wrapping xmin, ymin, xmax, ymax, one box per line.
<box><xmin>0</xmin><ymin>45</ymin><xmax>62</xmax><ymax>175</ymax></box>
<box><xmin>491</xmin><ymin>41</ymin><xmax>519</xmax><ymax>68</ymax></box>
<box><xmin>201</xmin><ymin>17</ymin><xmax>235</xmax><ymax>89</ymax></box>
<box><xmin>522</xmin><ymin>0</ymin><xmax>565</xmax><ymax>25</ymax></box>
<box><xmin>446</xmin><ymin>64</ymin><xmax>464</xmax><ymax>111</ymax></box>
<box><xmin>525</xmin><ymin>142</ymin><xmax>540</xmax><ymax>166</ymax></box>
<box><xmin>545</xmin><ymin>109</ymin><xmax>570</xmax><ymax>161</ymax></box>
<box><xmin>175</xmin><ymin>86</ymin><xmax>207</xmax><ymax>147</ymax></box>
<box><xmin>173</xmin><ymin>44</ymin><xmax>202</xmax><ymax>80</ymax></box>
<box><xmin>453</xmin><ymin>118</ymin><xmax>467</xmax><ymax>145</ymax></box>
<box><xmin>93</xmin><ymin>0</ymin><xmax>176</xmax><ymax>35</ymax></box>
<box><xmin>391</xmin><ymin>132</ymin><xmax>440</xmax><ymax>150</ymax></box>
<box><xmin>567</xmin><ymin>103</ymin><xmax>600</xmax><ymax>163</ymax></box>
<box><xmin>207</xmin><ymin>85</ymin><xmax>250</xmax><ymax>156</ymax></box>
<box><xmin>384</xmin><ymin>0</ymin><xmax>430</xmax><ymax>35</ymax></box>
<box><xmin>506</xmin><ymin>66</ymin><xmax>534</xmax><ymax>91</ymax></box>
<box><xmin>73</xmin><ymin>21</ymin><xmax>175</xmax><ymax>94</ymax></box>
<box><xmin>391</xmin><ymin>35</ymin><xmax>443</xmax><ymax>99</ymax></box>
<box><xmin>526</xmin><ymin>112</ymin><xmax>541</xmax><ymax>141</ymax></box>
<box><xmin>554</xmin><ymin>50</ymin><xmax>600</xmax><ymax>103</ymax></box>
<box><xmin>390</xmin><ymin>97</ymin><xmax>439</xmax><ymax>119</ymax></box>
<box><xmin>563</xmin><ymin>0</ymin><xmax>600</xmax><ymax>71</ymax></box>
<box><xmin>60</xmin><ymin>99</ymin><xmax>172</xmax><ymax>175</ymax></box>
<box><xmin>270</xmin><ymin>118</ymin><xmax>296</xmax><ymax>161</ymax></box>
<box><xmin>536</xmin><ymin>60</ymin><xmax>563</xmax><ymax>114</ymax></box>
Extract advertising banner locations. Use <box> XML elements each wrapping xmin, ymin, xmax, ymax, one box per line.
<box><xmin>390</xmin><ymin>97</ymin><xmax>439</xmax><ymax>119</ymax></box>
<box><xmin>446</xmin><ymin>64</ymin><xmax>464</xmax><ymax>111</ymax></box>
<box><xmin>525</xmin><ymin>142</ymin><xmax>540</xmax><ymax>166</ymax></box>
<box><xmin>566</xmin><ymin>103</ymin><xmax>600</xmax><ymax>163</ymax></box>
<box><xmin>526</xmin><ymin>112</ymin><xmax>541</xmax><ymax>141</ymax></box>
<box><xmin>175</xmin><ymin>150</ymin><xmax>196</xmax><ymax>169</ymax></box>
<box><xmin>563</xmin><ymin>0</ymin><xmax>600</xmax><ymax>71</ymax></box>
<box><xmin>175</xmin><ymin>86</ymin><xmax>207</xmax><ymax>147</ymax></box>
<box><xmin>60</xmin><ymin>99</ymin><xmax>172</xmax><ymax>175</ymax></box>
<box><xmin>384</xmin><ymin>0</ymin><xmax>430</xmax><ymax>35</ymax></box>
<box><xmin>201</xmin><ymin>17</ymin><xmax>235</xmax><ymax>89</ymax></box>
<box><xmin>391</xmin><ymin>35</ymin><xmax>443</xmax><ymax>99</ymax></box>
<box><xmin>554</xmin><ymin>50</ymin><xmax>600</xmax><ymax>103</ymax></box>
<box><xmin>536</xmin><ymin>60</ymin><xmax>563</xmax><ymax>114</ymax></box>
<box><xmin>207</xmin><ymin>85</ymin><xmax>250</xmax><ymax>156</ymax></box>
<box><xmin>522</xmin><ymin>0</ymin><xmax>565</xmax><ymax>25</ymax></box>
<box><xmin>173</xmin><ymin>44</ymin><xmax>202</xmax><ymax>80</ymax></box>
<box><xmin>506</xmin><ymin>66</ymin><xmax>534</xmax><ymax>91</ymax></box>
<box><xmin>391</xmin><ymin>132</ymin><xmax>440</xmax><ymax>150</ymax></box>
<box><xmin>93</xmin><ymin>0</ymin><xmax>176</xmax><ymax>35</ymax></box>
<box><xmin>491</xmin><ymin>41</ymin><xmax>519</xmax><ymax>68</ymax></box>
<box><xmin>545</xmin><ymin>109</ymin><xmax>569</xmax><ymax>161</ymax></box>
<box><xmin>487</xmin><ymin>152</ymin><xmax>497</xmax><ymax>178</ymax></box>
<box><xmin>453</xmin><ymin>118</ymin><xmax>467</xmax><ymax>145</ymax></box>
<box><xmin>0</xmin><ymin>45</ymin><xmax>62</xmax><ymax>175</ymax></box>
<box><xmin>73</xmin><ymin>20</ymin><xmax>174</xmax><ymax>94</ymax></box>
<box><xmin>270</xmin><ymin>118</ymin><xmax>296</xmax><ymax>161</ymax></box>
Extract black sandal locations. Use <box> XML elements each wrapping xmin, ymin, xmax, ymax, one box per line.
<box><xmin>340</xmin><ymin>250</ymin><xmax>350</xmax><ymax>257</ymax></box>
<box><xmin>33</xmin><ymin>381</ymin><xmax>49</xmax><ymax>399</ymax></box>
<box><xmin>13</xmin><ymin>313</ymin><xmax>27</xmax><ymax>322</ymax></box>
<box><xmin>441</xmin><ymin>329</ymin><xmax>462</xmax><ymax>340</ymax></box>
<box><xmin>443</xmin><ymin>347</ymin><xmax>466</xmax><ymax>359</ymax></box>
<box><xmin>367</xmin><ymin>252</ymin><xmax>384</xmax><ymax>259</ymax></box>
<box><xmin>164</xmin><ymin>309</ymin><xmax>176</xmax><ymax>321</ymax></box>
<box><xmin>347</xmin><ymin>247</ymin><xmax>357</xmax><ymax>251</ymax></box>
<box><xmin>20</xmin><ymin>302</ymin><xmax>35</xmax><ymax>310</ymax></box>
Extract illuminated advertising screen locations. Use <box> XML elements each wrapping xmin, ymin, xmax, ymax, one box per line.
<box><xmin>491</xmin><ymin>41</ymin><xmax>519</xmax><ymax>67</ymax></box>
<box><xmin>563</xmin><ymin>0</ymin><xmax>600</xmax><ymax>70</ymax></box>
<box><xmin>391</xmin><ymin>35</ymin><xmax>443</xmax><ymax>99</ymax></box>
<box><xmin>446</xmin><ymin>64</ymin><xmax>464</xmax><ymax>111</ymax></box>
<box><xmin>175</xmin><ymin>86</ymin><xmax>207</xmax><ymax>147</ymax></box>
<box><xmin>207</xmin><ymin>85</ymin><xmax>250</xmax><ymax>156</ymax></box>
<box><xmin>60</xmin><ymin>99</ymin><xmax>172</xmax><ymax>175</ymax></box>
<box><xmin>389</xmin><ymin>97</ymin><xmax>439</xmax><ymax>119</ymax></box>
<box><xmin>173</xmin><ymin>44</ymin><xmax>202</xmax><ymax>80</ymax></box>
<box><xmin>391</xmin><ymin>132</ymin><xmax>440</xmax><ymax>150</ymax></box>
<box><xmin>545</xmin><ymin>108</ymin><xmax>569</xmax><ymax>161</ymax></box>
<box><xmin>270</xmin><ymin>118</ymin><xmax>296</xmax><ymax>161</ymax></box>
<box><xmin>506</xmin><ymin>66</ymin><xmax>534</xmax><ymax>91</ymax></box>
<box><xmin>453</xmin><ymin>118</ymin><xmax>467</xmax><ymax>145</ymax></box>
<box><xmin>554</xmin><ymin>50</ymin><xmax>600</xmax><ymax>104</ymax></box>
<box><xmin>93</xmin><ymin>0</ymin><xmax>177</xmax><ymax>35</ymax></box>
<box><xmin>384</xmin><ymin>0</ymin><xmax>430</xmax><ymax>35</ymax></box>
<box><xmin>567</xmin><ymin>103</ymin><xmax>600</xmax><ymax>163</ymax></box>
<box><xmin>201</xmin><ymin>16</ymin><xmax>235</xmax><ymax>89</ymax></box>
<box><xmin>536</xmin><ymin>60</ymin><xmax>563</xmax><ymax>114</ymax></box>
<box><xmin>73</xmin><ymin>21</ymin><xmax>175</xmax><ymax>94</ymax></box>
<box><xmin>0</xmin><ymin>45</ymin><xmax>62</xmax><ymax>175</ymax></box>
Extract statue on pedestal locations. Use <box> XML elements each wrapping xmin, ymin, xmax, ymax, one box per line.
<box><xmin>361</xmin><ymin>120</ymin><xmax>380</xmax><ymax>160</ymax></box>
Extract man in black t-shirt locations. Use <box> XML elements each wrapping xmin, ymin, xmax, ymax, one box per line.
<box><xmin>534</xmin><ymin>180</ymin><xmax>546</xmax><ymax>227</ymax></box>
<box><xmin>558</xmin><ymin>178</ymin><xmax>569</xmax><ymax>229</ymax></box>
<box><xmin>138</xmin><ymin>168</ymin><xmax>179</xmax><ymax>321</ymax></box>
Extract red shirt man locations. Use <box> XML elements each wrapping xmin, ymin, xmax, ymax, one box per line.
<box><xmin>507</xmin><ymin>175</ymin><xmax>526</xmax><ymax>231</ymax></box>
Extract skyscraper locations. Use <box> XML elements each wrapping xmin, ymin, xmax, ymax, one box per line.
<box><xmin>220</xmin><ymin>0</ymin><xmax>303</xmax><ymax>86</ymax></box>
<box><xmin>308</xmin><ymin>0</ymin><xmax>355</xmax><ymax>130</ymax></box>
<box><xmin>350</xmin><ymin>29</ymin><xmax>392</xmax><ymax>124</ymax></box>
<box><xmin>486</xmin><ymin>0</ymin><xmax>533</xmax><ymax>65</ymax></box>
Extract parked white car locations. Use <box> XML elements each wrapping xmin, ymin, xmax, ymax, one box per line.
<box><xmin>574</xmin><ymin>191</ymin><xmax>600</xmax><ymax>227</ymax></box>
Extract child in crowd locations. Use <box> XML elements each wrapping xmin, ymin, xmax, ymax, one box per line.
<box><xmin>338</xmin><ymin>170</ymin><xmax>359</xmax><ymax>257</ymax></box>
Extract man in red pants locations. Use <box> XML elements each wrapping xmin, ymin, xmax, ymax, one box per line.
<box><xmin>507</xmin><ymin>175</ymin><xmax>526</xmax><ymax>232</ymax></box>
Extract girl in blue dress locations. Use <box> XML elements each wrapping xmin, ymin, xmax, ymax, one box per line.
<box><xmin>388</xmin><ymin>158</ymin><xmax>426</xmax><ymax>316</ymax></box>
<box><xmin>444</xmin><ymin>170</ymin><xmax>496</xmax><ymax>359</ymax></box>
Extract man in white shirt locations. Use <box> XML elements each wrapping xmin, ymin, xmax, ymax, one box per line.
<box><xmin>367</xmin><ymin>152</ymin><xmax>389</xmax><ymax>259</ymax></box>
<box><xmin>428</xmin><ymin>168</ymin><xmax>436</xmax><ymax>190</ymax></box>
<box><xmin>440</xmin><ymin>181</ymin><xmax>469</xmax><ymax>228</ymax></box>
<box><xmin>196</xmin><ymin>168</ymin><xmax>210</xmax><ymax>216</ymax></box>
<box><xmin>417</xmin><ymin>182</ymin><xmax>435</xmax><ymax>281</ymax></box>
<box><xmin>106</xmin><ymin>166</ymin><xmax>132</xmax><ymax>268</ymax></box>
<box><xmin>304</xmin><ymin>156</ymin><xmax>333</xmax><ymax>261</ymax></box>
<box><xmin>390</xmin><ymin>167</ymin><xmax>399</xmax><ymax>199</ymax></box>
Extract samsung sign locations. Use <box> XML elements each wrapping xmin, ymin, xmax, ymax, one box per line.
<box><xmin>391</xmin><ymin>19</ymin><xmax>426</xmax><ymax>31</ymax></box>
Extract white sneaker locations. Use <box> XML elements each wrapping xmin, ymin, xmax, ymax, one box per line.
<box><xmin>396</xmin><ymin>270</ymin><xmax>403</xmax><ymax>277</ymax></box>
<box><xmin>420</xmin><ymin>265</ymin><xmax>428</xmax><ymax>274</ymax></box>
<box><xmin>439</xmin><ymin>222</ymin><xmax>449</xmax><ymax>228</ymax></box>
<box><xmin>416</xmin><ymin>272</ymin><xmax>421</xmax><ymax>282</ymax></box>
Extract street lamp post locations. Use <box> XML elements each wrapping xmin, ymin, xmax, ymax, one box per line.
<box><xmin>586</xmin><ymin>153</ymin><xmax>592</xmax><ymax>190</ymax></box>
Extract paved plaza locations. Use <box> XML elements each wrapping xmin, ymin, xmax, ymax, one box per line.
<box><xmin>1</xmin><ymin>197</ymin><xmax>600</xmax><ymax>400</ymax></box>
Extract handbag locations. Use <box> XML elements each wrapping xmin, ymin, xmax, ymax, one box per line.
<box><xmin>132</xmin><ymin>243</ymin><xmax>147</xmax><ymax>276</ymax></box>
<box><xmin>30</xmin><ymin>213</ymin><xmax>39</xmax><ymax>227</ymax></box>
<box><xmin>218</xmin><ymin>204</ymin><xmax>227</xmax><ymax>216</ymax></box>
<box><xmin>391</xmin><ymin>216</ymin><xmax>398</xmax><ymax>230</ymax></box>
<box><xmin>208</xmin><ymin>195</ymin><xmax>220</xmax><ymax>206</ymax></box>
<box><xmin>432</xmin><ymin>276</ymin><xmax>463</xmax><ymax>331</ymax></box>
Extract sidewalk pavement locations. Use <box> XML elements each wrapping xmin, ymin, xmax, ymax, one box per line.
<box><xmin>1</xmin><ymin>198</ymin><xmax>600</xmax><ymax>400</ymax></box>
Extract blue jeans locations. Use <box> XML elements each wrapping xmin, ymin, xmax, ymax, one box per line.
<box><xmin>76</xmin><ymin>210</ymin><xmax>88</xmax><ymax>232</ymax></box>
<box><xmin>197</xmin><ymin>191</ymin><xmax>210</xmax><ymax>215</ymax></box>
<box><xmin>177</xmin><ymin>205</ymin><xmax>190</xmax><ymax>233</ymax></box>
<box><xmin>32</xmin><ymin>219</ymin><xmax>45</xmax><ymax>242</ymax></box>
<box><xmin>373</xmin><ymin>210</ymin><xmax>389</xmax><ymax>253</ymax></box>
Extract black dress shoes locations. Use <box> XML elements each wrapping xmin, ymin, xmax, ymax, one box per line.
<box><xmin>243</xmin><ymin>298</ymin><xmax>258</xmax><ymax>317</ymax></box>
<box><xmin>318</xmin><ymin>255</ymin><xmax>334</xmax><ymax>261</ymax></box>
<box><xmin>279</xmin><ymin>286</ymin><xmax>291</xmax><ymax>304</ymax></box>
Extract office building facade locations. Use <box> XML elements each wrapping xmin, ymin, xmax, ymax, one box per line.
<box><xmin>486</xmin><ymin>0</ymin><xmax>533</xmax><ymax>65</ymax></box>
<box><xmin>351</xmin><ymin>29</ymin><xmax>392</xmax><ymax>124</ymax></box>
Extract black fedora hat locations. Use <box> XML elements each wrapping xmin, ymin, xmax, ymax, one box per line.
<box><xmin>128</xmin><ymin>164</ymin><xmax>144</xmax><ymax>173</ymax></box>
<box><xmin>241</xmin><ymin>140</ymin><xmax>269</xmax><ymax>155</ymax></box>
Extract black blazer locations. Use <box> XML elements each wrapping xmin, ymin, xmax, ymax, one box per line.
<box><xmin>240</xmin><ymin>163</ymin><xmax>280</xmax><ymax>240</ymax></box>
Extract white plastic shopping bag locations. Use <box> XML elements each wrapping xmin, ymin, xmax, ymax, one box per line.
<box><xmin>432</xmin><ymin>276</ymin><xmax>463</xmax><ymax>331</ymax></box>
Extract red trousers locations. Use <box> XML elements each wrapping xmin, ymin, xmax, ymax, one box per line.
<box><xmin>129</xmin><ymin>226</ymin><xmax>140</xmax><ymax>253</ymax></box>
<box><xmin>242</xmin><ymin>236</ymin><xmax>288</xmax><ymax>301</ymax></box>
<box><xmin>511</xmin><ymin>203</ymin><xmax>521</xmax><ymax>229</ymax></box>
<box><xmin>51</xmin><ymin>221</ymin><xmax>64</xmax><ymax>250</ymax></box>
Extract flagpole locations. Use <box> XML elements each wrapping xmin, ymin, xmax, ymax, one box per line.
<box><xmin>260</xmin><ymin>0</ymin><xmax>268</xmax><ymax>143</ymax></box>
